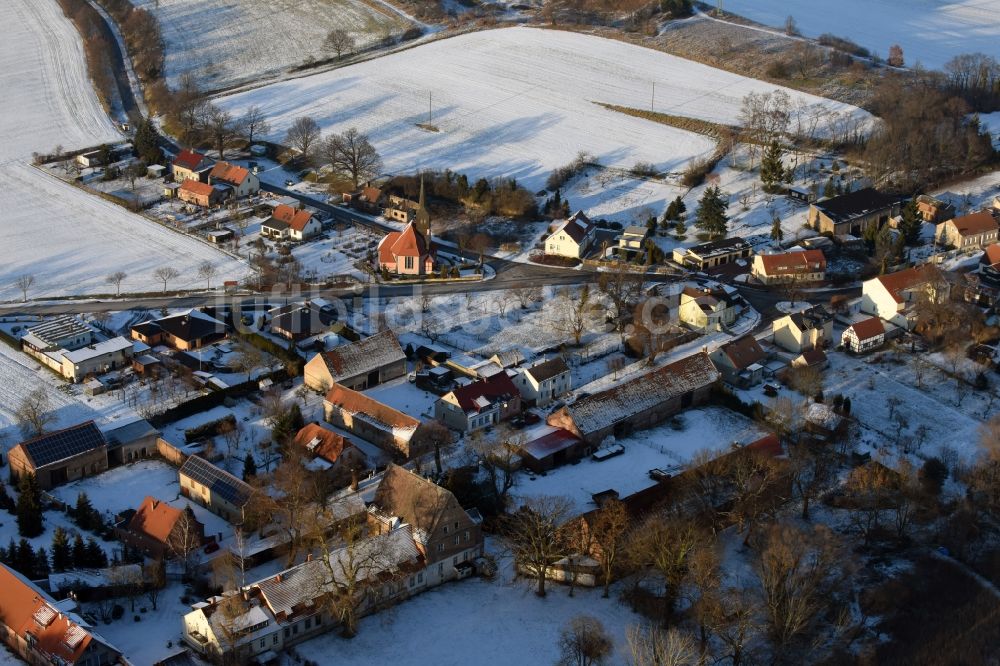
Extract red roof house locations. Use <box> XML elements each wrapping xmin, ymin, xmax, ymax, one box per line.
<box><xmin>378</xmin><ymin>222</ymin><xmax>435</xmax><ymax>276</ymax></box>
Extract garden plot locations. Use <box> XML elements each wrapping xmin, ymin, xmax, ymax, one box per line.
<box><xmin>218</xmin><ymin>27</ymin><xmax>868</xmax><ymax>192</ymax></box>
<box><xmin>821</xmin><ymin>351</ymin><xmax>986</xmax><ymax>462</ymax></box>
<box><xmin>724</xmin><ymin>0</ymin><xmax>1000</xmax><ymax>70</ymax></box>
<box><xmin>133</xmin><ymin>0</ymin><xmax>412</xmax><ymax>90</ymax></box>
<box><xmin>516</xmin><ymin>407</ymin><xmax>768</xmax><ymax>514</ymax></box>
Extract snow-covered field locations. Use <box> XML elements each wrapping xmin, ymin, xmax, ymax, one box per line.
<box><xmin>218</xmin><ymin>27</ymin><xmax>869</xmax><ymax>192</ymax></box>
<box><xmin>1</xmin><ymin>0</ymin><xmax>247</xmax><ymax>301</ymax></box>
<box><xmin>0</xmin><ymin>338</ymin><xmax>138</xmax><ymax>448</ymax></box>
<box><xmin>724</xmin><ymin>0</ymin><xmax>1000</xmax><ymax>70</ymax></box>
<box><xmin>134</xmin><ymin>0</ymin><xmax>412</xmax><ymax>90</ymax></box>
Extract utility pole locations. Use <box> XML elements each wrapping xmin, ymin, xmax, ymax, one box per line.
<box><xmin>428</xmin><ymin>91</ymin><xmax>433</xmax><ymax>126</ymax></box>
<box><xmin>651</xmin><ymin>82</ymin><xmax>655</xmax><ymax>112</ymax></box>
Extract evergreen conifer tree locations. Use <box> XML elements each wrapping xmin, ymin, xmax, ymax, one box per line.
<box><xmin>16</xmin><ymin>474</ymin><xmax>44</xmax><ymax>538</ymax></box>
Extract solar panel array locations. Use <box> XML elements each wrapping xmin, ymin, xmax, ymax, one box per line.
<box><xmin>180</xmin><ymin>456</ymin><xmax>252</xmax><ymax>507</ymax></box>
<box><xmin>23</xmin><ymin>422</ymin><xmax>106</xmax><ymax>468</ymax></box>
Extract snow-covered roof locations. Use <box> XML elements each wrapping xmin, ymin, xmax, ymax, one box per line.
<box><xmin>316</xmin><ymin>330</ymin><xmax>405</xmax><ymax>382</ymax></box>
<box><xmin>557</xmin><ymin>352</ymin><xmax>719</xmax><ymax>438</ymax></box>
<box><xmin>60</xmin><ymin>336</ymin><xmax>133</xmax><ymax>364</ymax></box>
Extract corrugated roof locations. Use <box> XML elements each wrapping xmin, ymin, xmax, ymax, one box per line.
<box><xmin>318</xmin><ymin>330</ymin><xmax>405</xmax><ymax>381</ymax></box>
<box><xmin>557</xmin><ymin>352</ymin><xmax>719</xmax><ymax>437</ymax></box>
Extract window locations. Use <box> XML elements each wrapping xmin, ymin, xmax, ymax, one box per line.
<box><xmin>464</xmin><ymin>530</ymin><xmax>470</xmax><ymax>542</ymax></box>
<box><xmin>273</xmin><ymin>635</ymin><xmax>279</xmax><ymax>645</ymax></box>
<box><xmin>292</xmin><ymin>624</ymin><xmax>299</xmax><ymax>636</ymax></box>
<box><xmin>453</xmin><ymin>556</ymin><xmax>458</xmax><ymax>565</ymax></box>
<box><xmin>404</xmin><ymin>256</ymin><xmax>414</xmax><ymax>270</ymax></box>
<box><xmin>305</xmin><ymin>617</ymin><xmax>311</xmax><ymax>630</ymax></box>
<box><xmin>418</xmin><ymin>572</ymin><xmax>424</xmax><ymax>583</ymax></box>
<box><xmin>409</xmin><ymin>576</ymin><xmax>415</xmax><ymax>587</ymax></box>
<box><xmin>316</xmin><ymin>614</ymin><xmax>322</xmax><ymax>626</ymax></box>
<box><xmin>437</xmin><ymin>543</ymin><xmax>444</xmax><ymax>553</ymax></box>
<box><xmin>284</xmin><ymin>628</ymin><xmax>290</xmax><ymax>638</ymax></box>
<box><xmin>443</xmin><ymin>525</ymin><xmax>448</xmax><ymax>535</ymax></box>
<box><xmin>454</xmin><ymin>536</ymin><xmax>460</xmax><ymax>545</ymax></box>
<box><xmin>260</xmin><ymin>639</ymin><xmax>266</xmax><ymax>649</ymax></box>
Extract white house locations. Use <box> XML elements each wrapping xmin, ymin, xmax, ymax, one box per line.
<box><xmin>513</xmin><ymin>357</ymin><xmax>572</xmax><ymax>407</ymax></box>
<box><xmin>209</xmin><ymin>161</ymin><xmax>260</xmax><ymax>198</ymax></box>
<box><xmin>261</xmin><ymin>204</ymin><xmax>322</xmax><ymax>241</ymax></box>
<box><xmin>677</xmin><ymin>285</ymin><xmax>741</xmax><ymax>333</ymax></box>
<box><xmin>772</xmin><ymin>305</ymin><xmax>834</xmax><ymax>353</ymax></box>
<box><xmin>841</xmin><ymin>317</ymin><xmax>885</xmax><ymax>353</ymax></box>
<box><xmin>859</xmin><ymin>264</ymin><xmax>944</xmax><ymax>330</ymax></box>
<box><xmin>546</xmin><ymin>211</ymin><xmax>596</xmax><ymax>259</ymax></box>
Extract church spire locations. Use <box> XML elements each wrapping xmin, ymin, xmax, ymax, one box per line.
<box><xmin>415</xmin><ymin>175</ymin><xmax>431</xmax><ymax>236</ymax></box>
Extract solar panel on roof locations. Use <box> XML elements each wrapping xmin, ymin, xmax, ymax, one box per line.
<box><xmin>181</xmin><ymin>456</ymin><xmax>252</xmax><ymax>506</ymax></box>
<box><xmin>23</xmin><ymin>422</ymin><xmax>105</xmax><ymax>468</ymax></box>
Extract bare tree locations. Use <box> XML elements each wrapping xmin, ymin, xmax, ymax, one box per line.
<box><xmin>500</xmin><ymin>495</ymin><xmax>574</xmax><ymax>597</ymax></box>
<box><xmin>724</xmin><ymin>448</ymin><xmax>784</xmax><ymax>546</ymax></box>
<box><xmin>754</xmin><ymin>521</ymin><xmax>848</xmax><ymax>653</ymax></box>
<box><xmin>286</xmin><ymin>116</ymin><xmax>322</xmax><ymax>162</ymax></box>
<box><xmin>313</xmin><ymin>512</ymin><xmax>407</xmax><ymax>638</ymax></box>
<box><xmin>105</xmin><ymin>271</ymin><xmax>127</xmax><ymax>296</ymax></box>
<box><xmin>468</xmin><ymin>434</ymin><xmax>521</xmax><ymax>510</ymax></box>
<box><xmin>554</xmin><ymin>285</ymin><xmax>596</xmax><ymax>346</ymax></box>
<box><xmin>201</xmin><ymin>104</ymin><xmax>237</xmax><ymax>159</ymax></box>
<box><xmin>228</xmin><ymin>342</ymin><xmax>265</xmax><ymax>383</ymax></box>
<box><xmin>557</xmin><ymin>615</ymin><xmax>614</xmax><ymax>666</ymax></box>
<box><xmin>15</xmin><ymin>388</ymin><xmax>55</xmax><ymax>439</ymax></box>
<box><xmin>324</xmin><ymin>28</ymin><xmax>356</xmax><ymax>60</ymax></box>
<box><xmin>512</xmin><ymin>283</ymin><xmax>542</xmax><ymax>309</ymax></box>
<box><xmin>240</xmin><ymin>105</ymin><xmax>270</xmax><ymax>145</ymax></box>
<box><xmin>597</xmin><ymin>262</ymin><xmax>645</xmax><ymax>338</ymax></box>
<box><xmin>14</xmin><ymin>274</ymin><xmax>34</xmax><ymax>302</ymax></box>
<box><xmin>626</xmin><ymin>624</ymin><xmax>696</xmax><ymax>666</ymax></box>
<box><xmin>197</xmin><ymin>260</ymin><xmax>217</xmax><ymax>290</ymax></box>
<box><xmin>321</xmin><ymin>128</ymin><xmax>383</xmax><ymax>188</ymax></box>
<box><xmin>627</xmin><ymin>512</ymin><xmax>705</xmax><ymax>622</ymax></box>
<box><xmin>153</xmin><ymin>266</ymin><xmax>180</xmax><ymax>293</ymax></box>
<box><xmin>144</xmin><ymin>559</ymin><xmax>165</xmax><ymax>610</ymax></box>
<box><xmin>411</xmin><ymin>419</ymin><xmax>453</xmax><ymax>476</ymax></box>
<box><xmin>166</xmin><ymin>505</ymin><xmax>203</xmax><ymax>576</ymax></box>
<box><xmin>587</xmin><ymin>498</ymin><xmax>629</xmax><ymax>599</ymax></box>
<box><xmin>787</xmin><ymin>443</ymin><xmax>832</xmax><ymax>521</ymax></box>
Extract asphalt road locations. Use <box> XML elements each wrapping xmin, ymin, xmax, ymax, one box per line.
<box><xmin>49</xmin><ymin>6</ymin><xmax>849</xmax><ymax>324</ymax></box>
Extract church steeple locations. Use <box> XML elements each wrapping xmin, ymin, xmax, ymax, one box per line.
<box><xmin>415</xmin><ymin>175</ymin><xmax>431</xmax><ymax>236</ymax></box>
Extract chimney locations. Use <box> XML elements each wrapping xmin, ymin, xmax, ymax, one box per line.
<box><xmin>306</xmin><ymin>553</ymin><xmax>313</xmax><ymax>562</ymax></box>
<box><xmin>275</xmin><ymin>573</ymin><xmax>282</xmax><ymax>583</ymax></box>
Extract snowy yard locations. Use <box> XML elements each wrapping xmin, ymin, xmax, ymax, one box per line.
<box><xmin>724</xmin><ymin>0</ymin><xmax>1000</xmax><ymax>70</ymax></box>
<box><xmin>48</xmin><ymin>460</ymin><xmax>181</xmax><ymax>520</ymax></box>
<box><xmin>218</xmin><ymin>27</ymin><xmax>868</xmax><ymax>192</ymax></box>
<box><xmin>364</xmin><ymin>376</ymin><xmax>438</xmax><ymax>421</ymax></box>
<box><xmin>134</xmin><ymin>0</ymin><xmax>413</xmax><ymax>90</ymax></box>
<box><xmin>291</xmin><ymin>549</ymin><xmax>640</xmax><ymax>666</ymax></box>
<box><xmin>517</xmin><ymin>407</ymin><xmax>768</xmax><ymax>514</ymax></box>
<box><xmin>0</xmin><ymin>0</ymin><xmax>247</xmax><ymax>302</ymax></box>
